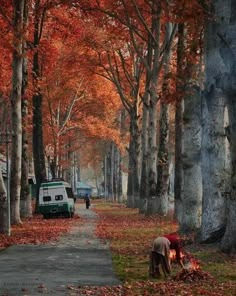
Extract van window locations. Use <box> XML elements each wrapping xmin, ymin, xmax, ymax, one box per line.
<box><xmin>43</xmin><ymin>196</ymin><xmax>51</xmax><ymax>202</ymax></box>
<box><xmin>55</xmin><ymin>195</ymin><xmax>63</xmax><ymax>201</ymax></box>
<box><xmin>66</xmin><ymin>187</ymin><xmax>74</xmax><ymax>199</ymax></box>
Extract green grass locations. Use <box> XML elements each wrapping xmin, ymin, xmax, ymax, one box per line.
<box><xmin>94</xmin><ymin>201</ymin><xmax>236</xmax><ymax>295</ymax></box>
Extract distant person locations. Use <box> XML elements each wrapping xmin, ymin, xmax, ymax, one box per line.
<box><xmin>84</xmin><ymin>194</ymin><xmax>90</xmax><ymax>209</ymax></box>
<box><xmin>149</xmin><ymin>233</ymin><xmax>185</xmax><ymax>278</ymax></box>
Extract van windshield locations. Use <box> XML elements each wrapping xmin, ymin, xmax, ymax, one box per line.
<box><xmin>66</xmin><ymin>187</ymin><xmax>75</xmax><ymax>199</ymax></box>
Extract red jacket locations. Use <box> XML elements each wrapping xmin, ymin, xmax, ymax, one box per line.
<box><xmin>163</xmin><ymin>234</ymin><xmax>181</xmax><ymax>261</ymax></box>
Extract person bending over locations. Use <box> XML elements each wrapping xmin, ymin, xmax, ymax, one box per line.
<box><xmin>149</xmin><ymin>233</ymin><xmax>184</xmax><ymax>278</ymax></box>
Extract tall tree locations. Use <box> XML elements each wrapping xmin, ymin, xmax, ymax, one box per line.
<box><xmin>32</xmin><ymin>0</ymin><xmax>47</xmax><ymax>202</ymax></box>
<box><xmin>202</xmin><ymin>0</ymin><xmax>236</xmax><ymax>252</ymax></box>
<box><xmin>180</xmin><ymin>21</ymin><xmax>203</xmax><ymax>233</ymax></box>
<box><xmin>201</xmin><ymin>0</ymin><xmax>228</xmax><ymax>244</ymax></box>
<box><xmin>174</xmin><ymin>23</ymin><xmax>185</xmax><ymax>221</ymax></box>
<box><xmin>10</xmin><ymin>0</ymin><xmax>25</xmax><ymax>224</ymax></box>
<box><xmin>20</xmin><ymin>0</ymin><xmax>32</xmax><ymax>218</ymax></box>
<box><xmin>156</xmin><ymin>22</ymin><xmax>173</xmax><ymax>215</ymax></box>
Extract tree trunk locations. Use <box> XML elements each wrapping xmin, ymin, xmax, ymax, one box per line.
<box><xmin>32</xmin><ymin>1</ymin><xmax>46</xmax><ymax>212</ymax></box>
<box><xmin>146</xmin><ymin>99</ymin><xmax>158</xmax><ymax>215</ymax></box>
<box><xmin>0</xmin><ymin>169</ymin><xmax>8</xmax><ymax>233</ymax></box>
<box><xmin>20</xmin><ymin>0</ymin><xmax>32</xmax><ymax>218</ymax></box>
<box><xmin>180</xmin><ymin>85</ymin><xmax>202</xmax><ymax>232</ymax></box>
<box><xmin>139</xmin><ymin>101</ymin><xmax>149</xmax><ymax>213</ymax></box>
<box><xmin>156</xmin><ymin>102</ymin><xmax>170</xmax><ymax>215</ymax></box>
<box><xmin>222</xmin><ymin>96</ymin><xmax>236</xmax><ymax>253</ymax></box>
<box><xmin>201</xmin><ymin>90</ymin><xmax>226</xmax><ymax>242</ymax></box>
<box><xmin>156</xmin><ymin>23</ymin><xmax>172</xmax><ymax>215</ymax></box>
<box><xmin>118</xmin><ymin>150</ymin><xmax>123</xmax><ymax>203</ymax></box>
<box><xmin>113</xmin><ymin>145</ymin><xmax>120</xmax><ymax>202</ymax></box>
<box><xmin>174</xmin><ymin>24</ymin><xmax>185</xmax><ymax>221</ymax></box>
<box><xmin>21</xmin><ymin>98</ymin><xmax>32</xmax><ymax>218</ymax></box>
<box><xmin>107</xmin><ymin>143</ymin><xmax>114</xmax><ymax>201</ymax></box>
<box><xmin>146</xmin><ymin>4</ymin><xmax>161</xmax><ymax>215</ymax></box>
<box><xmin>206</xmin><ymin>0</ymin><xmax>236</xmax><ymax>252</ymax></box>
<box><xmin>201</xmin><ymin>0</ymin><xmax>231</xmax><ymax>243</ymax></box>
<box><xmin>10</xmin><ymin>0</ymin><xmax>25</xmax><ymax>225</ymax></box>
<box><xmin>127</xmin><ymin>110</ymin><xmax>140</xmax><ymax>208</ymax></box>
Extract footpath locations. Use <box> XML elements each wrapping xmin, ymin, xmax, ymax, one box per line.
<box><xmin>0</xmin><ymin>203</ymin><xmax>120</xmax><ymax>296</ymax></box>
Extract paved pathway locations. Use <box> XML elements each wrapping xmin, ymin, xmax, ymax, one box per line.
<box><xmin>0</xmin><ymin>203</ymin><xmax>120</xmax><ymax>296</ymax></box>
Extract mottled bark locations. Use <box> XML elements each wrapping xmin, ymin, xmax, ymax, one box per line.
<box><xmin>156</xmin><ymin>102</ymin><xmax>170</xmax><ymax>215</ymax></box>
<box><xmin>214</xmin><ymin>0</ymin><xmax>236</xmax><ymax>252</ymax></box>
<box><xmin>20</xmin><ymin>98</ymin><xmax>32</xmax><ymax>218</ymax></box>
<box><xmin>156</xmin><ymin>23</ymin><xmax>172</xmax><ymax>215</ymax></box>
<box><xmin>222</xmin><ymin>97</ymin><xmax>236</xmax><ymax>253</ymax></box>
<box><xmin>174</xmin><ymin>24</ymin><xmax>185</xmax><ymax>221</ymax></box>
<box><xmin>20</xmin><ymin>0</ymin><xmax>32</xmax><ymax>218</ymax></box>
<box><xmin>10</xmin><ymin>0</ymin><xmax>25</xmax><ymax>225</ymax></box>
<box><xmin>146</xmin><ymin>4</ymin><xmax>161</xmax><ymax>215</ymax></box>
<box><xmin>201</xmin><ymin>0</ymin><xmax>231</xmax><ymax>244</ymax></box>
<box><xmin>139</xmin><ymin>38</ymin><xmax>152</xmax><ymax>214</ymax></box>
<box><xmin>201</xmin><ymin>90</ymin><xmax>226</xmax><ymax>242</ymax></box>
<box><xmin>180</xmin><ymin>86</ymin><xmax>202</xmax><ymax>232</ymax></box>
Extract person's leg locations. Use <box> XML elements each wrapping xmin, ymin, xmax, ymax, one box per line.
<box><xmin>149</xmin><ymin>251</ymin><xmax>161</xmax><ymax>278</ymax></box>
<box><xmin>159</xmin><ymin>255</ymin><xmax>171</xmax><ymax>278</ymax></box>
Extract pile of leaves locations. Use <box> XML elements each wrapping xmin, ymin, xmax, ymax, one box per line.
<box><xmin>173</xmin><ymin>267</ymin><xmax>214</xmax><ymax>282</ymax></box>
<box><xmin>0</xmin><ymin>214</ymin><xmax>80</xmax><ymax>248</ymax></box>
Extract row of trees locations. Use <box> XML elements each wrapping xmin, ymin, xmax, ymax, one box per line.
<box><xmin>0</xmin><ymin>0</ymin><xmax>235</xmax><ymax>253</ymax></box>
<box><xmin>0</xmin><ymin>0</ymin><xmax>122</xmax><ymax>231</ymax></box>
<box><xmin>84</xmin><ymin>0</ymin><xmax>236</xmax><ymax>253</ymax></box>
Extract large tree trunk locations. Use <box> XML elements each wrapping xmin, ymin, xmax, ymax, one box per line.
<box><xmin>32</xmin><ymin>0</ymin><xmax>46</xmax><ymax>212</ymax></box>
<box><xmin>156</xmin><ymin>102</ymin><xmax>170</xmax><ymax>215</ymax></box>
<box><xmin>10</xmin><ymin>0</ymin><xmax>25</xmax><ymax>225</ymax></box>
<box><xmin>20</xmin><ymin>0</ymin><xmax>32</xmax><ymax>218</ymax></box>
<box><xmin>139</xmin><ymin>38</ymin><xmax>152</xmax><ymax>214</ymax></box>
<box><xmin>222</xmin><ymin>97</ymin><xmax>236</xmax><ymax>253</ymax></box>
<box><xmin>146</xmin><ymin>4</ymin><xmax>161</xmax><ymax>215</ymax></box>
<box><xmin>201</xmin><ymin>0</ymin><xmax>230</xmax><ymax>244</ymax></box>
<box><xmin>206</xmin><ymin>0</ymin><xmax>236</xmax><ymax>252</ymax></box>
<box><xmin>156</xmin><ymin>23</ymin><xmax>172</xmax><ymax>215</ymax></box>
<box><xmin>201</xmin><ymin>91</ymin><xmax>226</xmax><ymax>242</ymax></box>
<box><xmin>174</xmin><ymin>24</ymin><xmax>185</xmax><ymax>221</ymax></box>
<box><xmin>21</xmin><ymin>97</ymin><xmax>32</xmax><ymax>218</ymax></box>
<box><xmin>180</xmin><ymin>85</ymin><xmax>202</xmax><ymax>232</ymax></box>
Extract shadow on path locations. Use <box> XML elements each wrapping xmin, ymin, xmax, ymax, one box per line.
<box><xmin>0</xmin><ymin>203</ymin><xmax>120</xmax><ymax>296</ymax></box>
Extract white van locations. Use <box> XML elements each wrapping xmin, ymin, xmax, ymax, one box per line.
<box><xmin>38</xmin><ymin>180</ymin><xmax>75</xmax><ymax>218</ymax></box>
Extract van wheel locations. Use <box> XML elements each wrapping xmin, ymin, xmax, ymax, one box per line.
<box><xmin>71</xmin><ymin>212</ymin><xmax>74</xmax><ymax>218</ymax></box>
<box><xmin>43</xmin><ymin>214</ymin><xmax>50</xmax><ymax>219</ymax></box>
<box><xmin>66</xmin><ymin>212</ymin><xmax>71</xmax><ymax>218</ymax></box>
